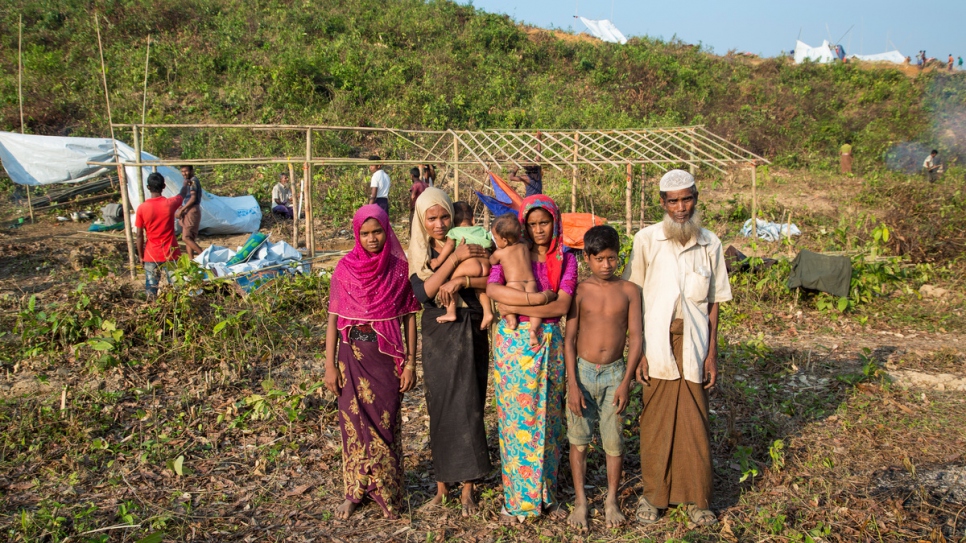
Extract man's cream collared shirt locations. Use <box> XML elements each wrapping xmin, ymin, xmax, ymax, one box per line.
<box><xmin>623</xmin><ymin>223</ymin><xmax>732</xmax><ymax>383</ymax></box>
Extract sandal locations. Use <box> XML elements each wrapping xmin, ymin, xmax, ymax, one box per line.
<box><xmin>635</xmin><ymin>496</ymin><xmax>660</xmax><ymax>524</ymax></box>
<box><xmin>687</xmin><ymin>504</ymin><xmax>718</xmax><ymax>526</ymax></box>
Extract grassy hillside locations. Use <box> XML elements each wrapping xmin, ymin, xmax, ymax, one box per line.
<box><xmin>1</xmin><ymin>0</ymin><xmax>960</xmax><ymax>174</ymax></box>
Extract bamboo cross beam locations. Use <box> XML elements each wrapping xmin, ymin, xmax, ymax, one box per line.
<box><xmin>448</xmin><ymin>131</ymin><xmax>491</xmax><ymax>170</ymax></box>
<box><xmin>609</xmin><ymin>131</ymin><xmax>674</xmax><ymax>168</ymax></box>
<box><xmin>694</xmin><ymin>126</ymin><xmax>769</xmax><ymax>163</ymax></box>
<box><xmin>502</xmin><ymin>132</ymin><xmax>570</xmax><ymax>171</ymax></box>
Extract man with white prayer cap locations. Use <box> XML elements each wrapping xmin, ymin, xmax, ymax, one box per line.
<box><xmin>622</xmin><ymin>169</ymin><xmax>731</xmax><ymax>527</ymax></box>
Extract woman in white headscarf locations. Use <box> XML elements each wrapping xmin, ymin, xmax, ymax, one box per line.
<box><xmin>408</xmin><ymin>187</ymin><xmax>492</xmax><ymax>515</ymax></box>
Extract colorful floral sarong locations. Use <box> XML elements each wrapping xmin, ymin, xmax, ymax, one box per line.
<box><xmin>337</xmin><ymin>337</ymin><xmax>403</xmax><ymax>516</ymax></box>
<box><xmin>493</xmin><ymin>319</ymin><xmax>566</xmax><ymax>516</ymax></box>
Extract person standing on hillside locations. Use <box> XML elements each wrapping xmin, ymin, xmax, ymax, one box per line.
<box><xmin>136</xmin><ymin>172</ymin><xmax>183</xmax><ymax>300</ymax></box>
<box><xmin>368</xmin><ymin>156</ymin><xmax>391</xmax><ymax>219</ymax></box>
<box><xmin>509</xmin><ymin>164</ymin><xmax>544</xmax><ymax>197</ymax></box>
<box><xmin>839</xmin><ymin>140</ymin><xmax>853</xmax><ymax>175</ymax></box>
<box><xmin>409</xmin><ymin>167</ymin><xmax>427</xmax><ymax>221</ymax></box>
<box><xmin>949</xmin><ymin>54</ymin><xmax>955</xmax><ymax>71</ymax></box>
<box><xmin>623</xmin><ymin>170</ymin><xmax>731</xmax><ymax>527</ymax></box>
<box><xmin>176</xmin><ymin>165</ymin><xmax>203</xmax><ymax>259</ymax></box>
<box><xmin>419</xmin><ymin>164</ymin><xmax>436</xmax><ymax>187</ymax></box>
<box><xmin>959</xmin><ymin>56</ymin><xmax>963</xmax><ymax>70</ymax></box>
<box><xmin>923</xmin><ymin>150</ymin><xmax>941</xmax><ymax>182</ymax></box>
<box><xmin>271</xmin><ymin>172</ymin><xmax>294</xmax><ymax>219</ymax></box>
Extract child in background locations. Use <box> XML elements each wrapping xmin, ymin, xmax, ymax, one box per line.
<box><xmin>564</xmin><ymin>225</ymin><xmax>642</xmax><ymax>531</ymax></box>
<box><xmin>488</xmin><ymin>212</ymin><xmax>547</xmax><ymax>348</ymax></box>
<box><xmin>431</xmin><ymin>201</ymin><xmax>495</xmax><ymax>328</ymax></box>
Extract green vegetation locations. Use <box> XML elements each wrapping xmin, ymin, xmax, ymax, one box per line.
<box><xmin>1</xmin><ymin>0</ymin><xmax>960</xmax><ymax>174</ymax></box>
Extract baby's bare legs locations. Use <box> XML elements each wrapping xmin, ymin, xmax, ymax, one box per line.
<box><xmin>437</xmin><ymin>257</ymin><xmax>489</xmax><ymax>324</ymax></box>
<box><xmin>524</xmin><ymin>282</ymin><xmax>543</xmax><ymax>348</ymax></box>
<box><xmin>479</xmin><ymin>291</ymin><xmax>495</xmax><ymax>330</ymax></box>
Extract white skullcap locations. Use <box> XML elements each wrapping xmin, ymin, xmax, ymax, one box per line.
<box><xmin>659</xmin><ymin>169</ymin><xmax>695</xmax><ymax>192</ymax></box>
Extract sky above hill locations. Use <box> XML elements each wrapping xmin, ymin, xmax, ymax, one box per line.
<box><xmin>464</xmin><ymin>0</ymin><xmax>966</xmax><ymax>61</ymax></box>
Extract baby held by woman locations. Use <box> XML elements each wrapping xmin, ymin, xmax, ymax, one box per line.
<box><xmin>432</xmin><ymin>207</ymin><xmax>548</xmax><ymax>346</ymax></box>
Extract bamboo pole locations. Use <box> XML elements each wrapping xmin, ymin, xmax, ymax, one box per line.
<box><xmin>289</xmin><ymin>162</ymin><xmax>298</xmax><ymax>249</ymax></box>
<box><xmin>18</xmin><ymin>15</ymin><xmax>34</xmax><ymax>224</ymax></box>
<box><xmin>304</xmin><ymin>130</ymin><xmax>315</xmax><ymax>259</ymax></box>
<box><xmin>96</xmin><ymin>13</ymin><xmax>136</xmax><ymax>278</ymax></box>
<box><xmin>751</xmin><ymin>163</ymin><xmax>758</xmax><ymax>242</ymax></box>
<box><xmin>141</xmin><ymin>35</ymin><xmax>151</xmax><ymax>125</ymax></box>
<box><xmin>132</xmin><ymin>126</ymin><xmax>145</xmax><ymax>205</ymax></box>
<box><xmin>625</xmin><ymin>163</ymin><xmax>633</xmax><ymax>237</ymax></box>
<box><xmin>571</xmin><ymin>132</ymin><xmax>578</xmax><ymax>213</ymax></box>
<box><xmin>452</xmin><ymin>132</ymin><xmax>460</xmax><ymax>202</ymax></box>
<box><xmin>689</xmin><ymin>129</ymin><xmax>696</xmax><ymax>175</ymax></box>
<box><xmin>640</xmin><ymin>169</ymin><xmax>647</xmax><ymax>229</ymax></box>
<box><xmin>787</xmin><ymin>211</ymin><xmax>794</xmax><ymax>257</ymax></box>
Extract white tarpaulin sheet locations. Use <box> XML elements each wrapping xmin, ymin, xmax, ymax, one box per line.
<box><xmin>850</xmin><ymin>50</ymin><xmax>905</xmax><ymax>64</ymax></box>
<box><xmin>794</xmin><ymin>40</ymin><xmax>836</xmax><ymax>64</ymax></box>
<box><xmin>578</xmin><ymin>17</ymin><xmax>628</xmax><ymax>44</ymax></box>
<box><xmin>0</xmin><ymin>132</ymin><xmax>261</xmax><ymax>235</ymax></box>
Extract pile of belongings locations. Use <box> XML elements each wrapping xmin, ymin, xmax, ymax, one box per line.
<box><xmin>195</xmin><ymin>233</ymin><xmax>305</xmax><ymax>293</ymax></box>
<box><xmin>88</xmin><ymin>203</ymin><xmax>125</xmax><ymax>232</ymax></box>
<box><xmin>740</xmin><ymin>218</ymin><xmax>801</xmax><ymax>242</ymax></box>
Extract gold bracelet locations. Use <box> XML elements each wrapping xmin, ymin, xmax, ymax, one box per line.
<box><xmin>465</xmin><ymin>276</ymin><xmax>471</xmax><ymax>288</ymax></box>
<box><xmin>543</xmin><ymin>291</ymin><xmax>550</xmax><ymax>304</ymax></box>
<box><xmin>405</xmin><ymin>363</ymin><xmax>415</xmax><ymax>370</ymax></box>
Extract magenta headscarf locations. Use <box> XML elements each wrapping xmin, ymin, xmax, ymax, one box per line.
<box><xmin>519</xmin><ymin>194</ymin><xmax>564</xmax><ymax>292</ymax></box>
<box><xmin>328</xmin><ymin>204</ymin><xmax>420</xmax><ymax>372</ymax></box>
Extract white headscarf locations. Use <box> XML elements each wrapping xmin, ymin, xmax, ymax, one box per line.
<box><xmin>407</xmin><ymin>187</ymin><xmax>454</xmax><ymax>280</ymax></box>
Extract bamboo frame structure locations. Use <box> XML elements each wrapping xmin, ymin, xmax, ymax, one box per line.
<box><xmin>89</xmin><ymin>123</ymin><xmax>767</xmax><ymax>265</ymax></box>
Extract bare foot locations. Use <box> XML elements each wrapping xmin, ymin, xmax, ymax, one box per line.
<box><xmin>604</xmin><ymin>497</ymin><xmax>626</xmax><ymax>528</ymax></box>
<box><xmin>504</xmin><ymin>314</ymin><xmax>518</xmax><ymax>330</ymax></box>
<box><xmin>567</xmin><ymin>502</ymin><xmax>588</xmax><ymax>532</ymax></box>
<box><xmin>335</xmin><ymin>499</ymin><xmax>358</xmax><ymax>519</ymax></box>
<box><xmin>480</xmin><ymin>313</ymin><xmax>494</xmax><ymax>330</ymax></box>
<box><xmin>436</xmin><ymin>310</ymin><xmax>458</xmax><ymax>324</ymax></box>
<box><xmin>421</xmin><ymin>484</ymin><xmax>447</xmax><ymax>510</ymax></box>
<box><xmin>529</xmin><ymin>328</ymin><xmax>541</xmax><ymax>349</ymax></box>
<box><xmin>500</xmin><ymin>508</ymin><xmax>526</xmax><ymax>524</ymax></box>
<box><xmin>546</xmin><ymin>502</ymin><xmax>568</xmax><ymax>520</ymax></box>
<box><xmin>460</xmin><ymin>484</ymin><xmax>478</xmax><ymax>517</ymax></box>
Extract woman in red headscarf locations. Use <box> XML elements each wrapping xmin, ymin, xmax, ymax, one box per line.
<box><xmin>325</xmin><ymin>204</ymin><xmax>421</xmax><ymax>520</ymax></box>
<box><xmin>486</xmin><ymin>195</ymin><xmax>578</xmax><ymax>520</ymax></box>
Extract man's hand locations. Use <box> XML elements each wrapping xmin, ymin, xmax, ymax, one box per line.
<box><xmin>613</xmin><ymin>380</ymin><xmax>631</xmax><ymax>414</ymax></box>
<box><xmin>567</xmin><ymin>382</ymin><xmax>586</xmax><ymax>416</ymax></box>
<box><xmin>703</xmin><ymin>350</ymin><xmax>718</xmax><ymax>389</ymax></box>
<box><xmin>636</xmin><ymin>355</ymin><xmax>650</xmax><ymax>385</ymax></box>
<box><xmin>399</xmin><ymin>366</ymin><xmax>417</xmax><ymax>393</ymax></box>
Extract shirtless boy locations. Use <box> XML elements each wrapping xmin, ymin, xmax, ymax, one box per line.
<box><xmin>431</xmin><ymin>201</ymin><xmax>495</xmax><ymax>328</ymax></box>
<box><xmin>489</xmin><ymin>213</ymin><xmax>548</xmax><ymax>347</ymax></box>
<box><xmin>564</xmin><ymin>225</ymin><xmax>642</xmax><ymax>531</ymax></box>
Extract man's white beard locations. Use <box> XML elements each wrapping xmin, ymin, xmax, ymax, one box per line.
<box><xmin>662</xmin><ymin>208</ymin><xmax>703</xmax><ymax>245</ymax></box>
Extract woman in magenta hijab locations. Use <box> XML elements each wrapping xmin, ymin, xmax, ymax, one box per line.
<box><xmin>325</xmin><ymin>204</ymin><xmax>421</xmax><ymax>520</ymax></box>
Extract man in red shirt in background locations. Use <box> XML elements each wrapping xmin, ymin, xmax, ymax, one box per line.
<box><xmin>136</xmin><ymin>172</ymin><xmax>184</xmax><ymax>300</ymax></box>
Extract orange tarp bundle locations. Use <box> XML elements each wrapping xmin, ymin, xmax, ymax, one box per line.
<box><xmin>561</xmin><ymin>213</ymin><xmax>607</xmax><ymax>249</ymax></box>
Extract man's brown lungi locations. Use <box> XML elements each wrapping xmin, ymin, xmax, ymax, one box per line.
<box><xmin>180</xmin><ymin>206</ymin><xmax>201</xmax><ymax>241</ymax></box>
<box><xmin>639</xmin><ymin>318</ymin><xmax>713</xmax><ymax>509</ymax></box>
